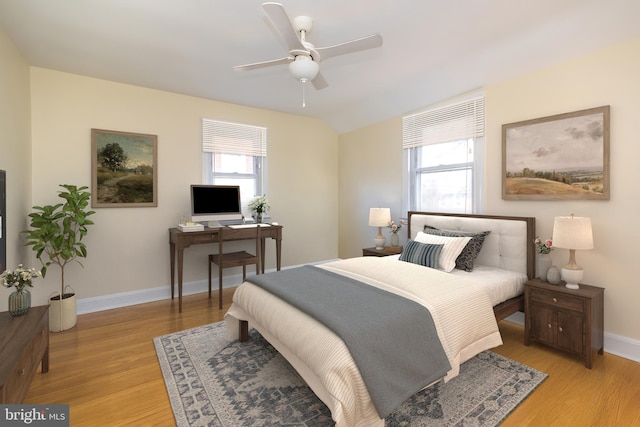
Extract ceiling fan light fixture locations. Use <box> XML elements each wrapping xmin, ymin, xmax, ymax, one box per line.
<box><xmin>289</xmin><ymin>55</ymin><xmax>319</xmax><ymax>81</ymax></box>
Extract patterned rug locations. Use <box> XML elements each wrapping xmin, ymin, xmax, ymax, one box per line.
<box><xmin>154</xmin><ymin>322</ymin><xmax>546</xmax><ymax>426</ymax></box>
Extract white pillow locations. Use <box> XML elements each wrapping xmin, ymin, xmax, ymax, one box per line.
<box><xmin>415</xmin><ymin>231</ymin><xmax>472</xmax><ymax>272</ymax></box>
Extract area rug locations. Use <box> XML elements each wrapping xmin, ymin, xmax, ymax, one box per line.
<box><xmin>154</xmin><ymin>322</ymin><xmax>546</xmax><ymax>426</ymax></box>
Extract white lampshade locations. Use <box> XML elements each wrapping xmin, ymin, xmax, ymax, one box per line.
<box><xmin>552</xmin><ymin>215</ymin><xmax>593</xmax><ymax>289</ymax></box>
<box><xmin>552</xmin><ymin>216</ymin><xmax>593</xmax><ymax>250</ymax></box>
<box><xmin>369</xmin><ymin>208</ymin><xmax>390</xmax><ymax>249</ymax></box>
<box><xmin>368</xmin><ymin>208</ymin><xmax>391</xmax><ymax>227</ymax></box>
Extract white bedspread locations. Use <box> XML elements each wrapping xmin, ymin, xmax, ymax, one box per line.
<box><xmin>226</xmin><ymin>256</ymin><xmax>503</xmax><ymax>427</ymax></box>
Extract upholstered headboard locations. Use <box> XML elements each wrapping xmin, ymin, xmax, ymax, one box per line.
<box><xmin>408</xmin><ymin>212</ymin><xmax>536</xmax><ymax>279</ymax></box>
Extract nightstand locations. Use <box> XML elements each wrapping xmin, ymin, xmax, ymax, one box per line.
<box><xmin>524</xmin><ymin>278</ymin><xmax>604</xmax><ymax>368</ymax></box>
<box><xmin>362</xmin><ymin>246</ymin><xmax>402</xmax><ymax>257</ymax></box>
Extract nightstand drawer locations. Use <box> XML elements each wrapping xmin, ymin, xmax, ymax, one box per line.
<box><xmin>529</xmin><ymin>288</ymin><xmax>584</xmax><ymax>312</ymax></box>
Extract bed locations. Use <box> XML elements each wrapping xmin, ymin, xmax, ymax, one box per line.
<box><xmin>225</xmin><ymin>211</ymin><xmax>535</xmax><ymax>426</ymax></box>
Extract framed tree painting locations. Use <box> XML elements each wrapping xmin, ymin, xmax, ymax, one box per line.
<box><xmin>502</xmin><ymin>106</ymin><xmax>610</xmax><ymax>200</ymax></box>
<box><xmin>91</xmin><ymin>129</ymin><xmax>158</xmax><ymax>207</ymax></box>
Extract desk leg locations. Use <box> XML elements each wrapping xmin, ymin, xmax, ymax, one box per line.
<box><xmin>177</xmin><ymin>249</ymin><xmax>184</xmax><ymax>313</ymax></box>
<box><xmin>276</xmin><ymin>237</ymin><xmax>282</xmax><ymax>271</ymax></box>
<box><xmin>170</xmin><ymin>242</ymin><xmax>176</xmax><ymax>299</ymax></box>
<box><xmin>260</xmin><ymin>238</ymin><xmax>266</xmax><ymax>274</ymax></box>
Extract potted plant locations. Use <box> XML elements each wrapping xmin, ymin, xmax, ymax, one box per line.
<box><xmin>24</xmin><ymin>184</ymin><xmax>95</xmax><ymax>331</ymax></box>
<box><xmin>248</xmin><ymin>195</ymin><xmax>270</xmax><ymax>223</ymax></box>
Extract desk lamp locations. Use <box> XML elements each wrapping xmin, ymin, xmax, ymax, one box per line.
<box><xmin>369</xmin><ymin>208</ymin><xmax>391</xmax><ymax>250</ymax></box>
<box><xmin>552</xmin><ymin>215</ymin><xmax>593</xmax><ymax>289</ymax></box>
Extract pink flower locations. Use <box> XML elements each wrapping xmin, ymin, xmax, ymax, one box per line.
<box><xmin>387</xmin><ymin>219</ymin><xmax>404</xmax><ymax>234</ymax></box>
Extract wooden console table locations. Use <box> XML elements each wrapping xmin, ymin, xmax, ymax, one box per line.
<box><xmin>169</xmin><ymin>224</ymin><xmax>283</xmax><ymax>312</ymax></box>
<box><xmin>0</xmin><ymin>306</ymin><xmax>49</xmax><ymax>403</ymax></box>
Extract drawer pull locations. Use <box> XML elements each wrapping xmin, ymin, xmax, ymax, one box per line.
<box><xmin>19</xmin><ymin>368</ymin><xmax>25</xmax><ymax>376</ymax></box>
<box><xmin>558</xmin><ymin>326</ymin><xmax>563</xmax><ymax>333</ymax></box>
<box><xmin>552</xmin><ymin>297</ymin><xmax>558</xmax><ymax>303</ymax></box>
<box><xmin>547</xmin><ymin>323</ymin><xmax>552</xmax><ymax>329</ymax></box>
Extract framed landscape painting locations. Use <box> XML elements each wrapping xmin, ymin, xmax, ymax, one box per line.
<box><xmin>91</xmin><ymin>129</ymin><xmax>158</xmax><ymax>207</ymax></box>
<box><xmin>502</xmin><ymin>106</ymin><xmax>610</xmax><ymax>200</ymax></box>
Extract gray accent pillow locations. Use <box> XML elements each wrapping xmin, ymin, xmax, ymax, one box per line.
<box><xmin>423</xmin><ymin>226</ymin><xmax>491</xmax><ymax>272</ymax></box>
<box><xmin>399</xmin><ymin>240</ymin><xmax>443</xmax><ymax>269</ymax></box>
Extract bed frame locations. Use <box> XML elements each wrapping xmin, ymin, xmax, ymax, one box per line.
<box><xmin>407</xmin><ymin>211</ymin><xmax>535</xmax><ymax>321</ymax></box>
<box><xmin>238</xmin><ymin>212</ymin><xmax>535</xmax><ymax>341</ymax></box>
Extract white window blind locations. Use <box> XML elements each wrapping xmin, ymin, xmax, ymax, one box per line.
<box><xmin>402</xmin><ymin>96</ymin><xmax>485</xmax><ymax>148</ymax></box>
<box><xmin>202</xmin><ymin>118</ymin><xmax>266</xmax><ymax>157</ymax></box>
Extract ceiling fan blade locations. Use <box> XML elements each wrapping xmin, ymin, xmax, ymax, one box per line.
<box><xmin>262</xmin><ymin>2</ymin><xmax>306</xmax><ymax>52</ymax></box>
<box><xmin>314</xmin><ymin>34</ymin><xmax>383</xmax><ymax>62</ymax></box>
<box><xmin>311</xmin><ymin>72</ymin><xmax>328</xmax><ymax>90</ymax></box>
<box><xmin>233</xmin><ymin>56</ymin><xmax>293</xmax><ymax>72</ymax></box>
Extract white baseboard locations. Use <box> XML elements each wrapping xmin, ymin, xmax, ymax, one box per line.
<box><xmin>503</xmin><ymin>312</ymin><xmax>640</xmax><ymax>363</ymax></box>
<box><xmin>77</xmin><ymin>267</ymin><xmax>639</xmax><ymax>364</ymax></box>
<box><xmin>77</xmin><ymin>275</ymin><xmax>244</xmax><ymax>315</ymax></box>
<box><xmin>76</xmin><ymin>260</ymin><xmax>336</xmax><ymax>315</ymax></box>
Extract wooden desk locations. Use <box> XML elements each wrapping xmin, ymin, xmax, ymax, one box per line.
<box><xmin>169</xmin><ymin>224</ymin><xmax>283</xmax><ymax>312</ymax></box>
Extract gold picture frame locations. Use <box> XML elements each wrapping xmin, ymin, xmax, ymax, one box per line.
<box><xmin>502</xmin><ymin>106</ymin><xmax>610</xmax><ymax>200</ymax></box>
<box><xmin>91</xmin><ymin>129</ymin><xmax>158</xmax><ymax>207</ymax></box>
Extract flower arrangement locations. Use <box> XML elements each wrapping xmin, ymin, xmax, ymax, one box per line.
<box><xmin>248</xmin><ymin>195</ymin><xmax>270</xmax><ymax>214</ymax></box>
<box><xmin>533</xmin><ymin>237</ymin><xmax>553</xmax><ymax>254</ymax></box>
<box><xmin>387</xmin><ymin>219</ymin><xmax>404</xmax><ymax>234</ymax></box>
<box><xmin>1</xmin><ymin>264</ymin><xmax>42</xmax><ymax>292</ymax></box>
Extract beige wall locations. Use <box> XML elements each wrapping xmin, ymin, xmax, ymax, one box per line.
<box><xmin>0</xmin><ymin>30</ymin><xmax>32</xmax><ymax>273</ymax></box>
<box><xmin>338</xmin><ymin>38</ymin><xmax>640</xmax><ymax>343</ymax></box>
<box><xmin>338</xmin><ymin>117</ymin><xmax>402</xmax><ymax>257</ymax></box>
<box><xmin>8</xmin><ymin>67</ymin><xmax>338</xmax><ymax>310</ymax></box>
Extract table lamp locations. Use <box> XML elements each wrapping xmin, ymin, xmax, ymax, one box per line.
<box><xmin>369</xmin><ymin>208</ymin><xmax>391</xmax><ymax>250</ymax></box>
<box><xmin>552</xmin><ymin>215</ymin><xmax>593</xmax><ymax>289</ymax></box>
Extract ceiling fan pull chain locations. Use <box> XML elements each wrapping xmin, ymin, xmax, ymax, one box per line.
<box><xmin>301</xmin><ymin>78</ymin><xmax>308</xmax><ymax>108</ymax></box>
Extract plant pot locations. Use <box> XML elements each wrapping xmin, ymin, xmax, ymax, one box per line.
<box><xmin>49</xmin><ymin>289</ymin><xmax>77</xmax><ymax>332</ymax></box>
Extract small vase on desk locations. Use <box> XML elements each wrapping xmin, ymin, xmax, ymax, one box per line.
<box><xmin>390</xmin><ymin>232</ymin><xmax>400</xmax><ymax>247</ymax></box>
<box><xmin>536</xmin><ymin>253</ymin><xmax>552</xmax><ymax>281</ymax></box>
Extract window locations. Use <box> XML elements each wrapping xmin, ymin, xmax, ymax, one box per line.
<box><xmin>202</xmin><ymin>119</ymin><xmax>267</xmax><ymax>214</ymax></box>
<box><xmin>403</xmin><ymin>95</ymin><xmax>485</xmax><ymax>214</ymax></box>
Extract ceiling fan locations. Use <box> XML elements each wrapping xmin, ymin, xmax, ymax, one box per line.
<box><xmin>233</xmin><ymin>2</ymin><xmax>383</xmax><ymax>106</ymax></box>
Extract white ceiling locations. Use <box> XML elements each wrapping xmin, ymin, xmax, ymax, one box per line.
<box><xmin>1</xmin><ymin>0</ymin><xmax>638</xmax><ymax>134</ymax></box>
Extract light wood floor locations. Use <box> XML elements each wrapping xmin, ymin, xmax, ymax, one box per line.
<box><xmin>25</xmin><ymin>289</ymin><xmax>640</xmax><ymax>426</ymax></box>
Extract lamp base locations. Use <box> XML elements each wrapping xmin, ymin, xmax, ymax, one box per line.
<box><xmin>561</xmin><ymin>267</ymin><xmax>583</xmax><ymax>290</ymax></box>
<box><xmin>374</xmin><ymin>236</ymin><xmax>386</xmax><ymax>250</ymax></box>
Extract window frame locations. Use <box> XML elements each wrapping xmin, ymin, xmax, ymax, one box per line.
<box><xmin>201</xmin><ymin>119</ymin><xmax>268</xmax><ymax>213</ymax></box>
<box><xmin>402</xmin><ymin>95</ymin><xmax>485</xmax><ymax>214</ymax></box>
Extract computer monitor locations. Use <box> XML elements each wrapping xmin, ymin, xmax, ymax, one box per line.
<box><xmin>190</xmin><ymin>185</ymin><xmax>243</xmax><ymax>226</ymax></box>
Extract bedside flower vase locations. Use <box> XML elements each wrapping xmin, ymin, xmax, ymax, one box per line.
<box><xmin>536</xmin><ymin>254</ymin><xmax>552</xmax><ymax>280</ymax></box>
<box><xmin>9</xmin><ymin>289</ymin><xmax>31</xmax><ymax>316</ymax></box>
<box><xmin>390</xmin><ymin>232</ymin><xmax>400</xmax><ymax>247</ymax></box>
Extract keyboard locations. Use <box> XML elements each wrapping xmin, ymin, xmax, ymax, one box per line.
<box><xmin>227</xmin><ymin>223</ymin><xmax>272</xmax><ymax>229</ymax></box>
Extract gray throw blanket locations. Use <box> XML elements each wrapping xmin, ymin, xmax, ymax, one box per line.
<box><xmin>247</xmin><ymin>265</ymin><xmax>452</xmax><ymax>419</ymax></box>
